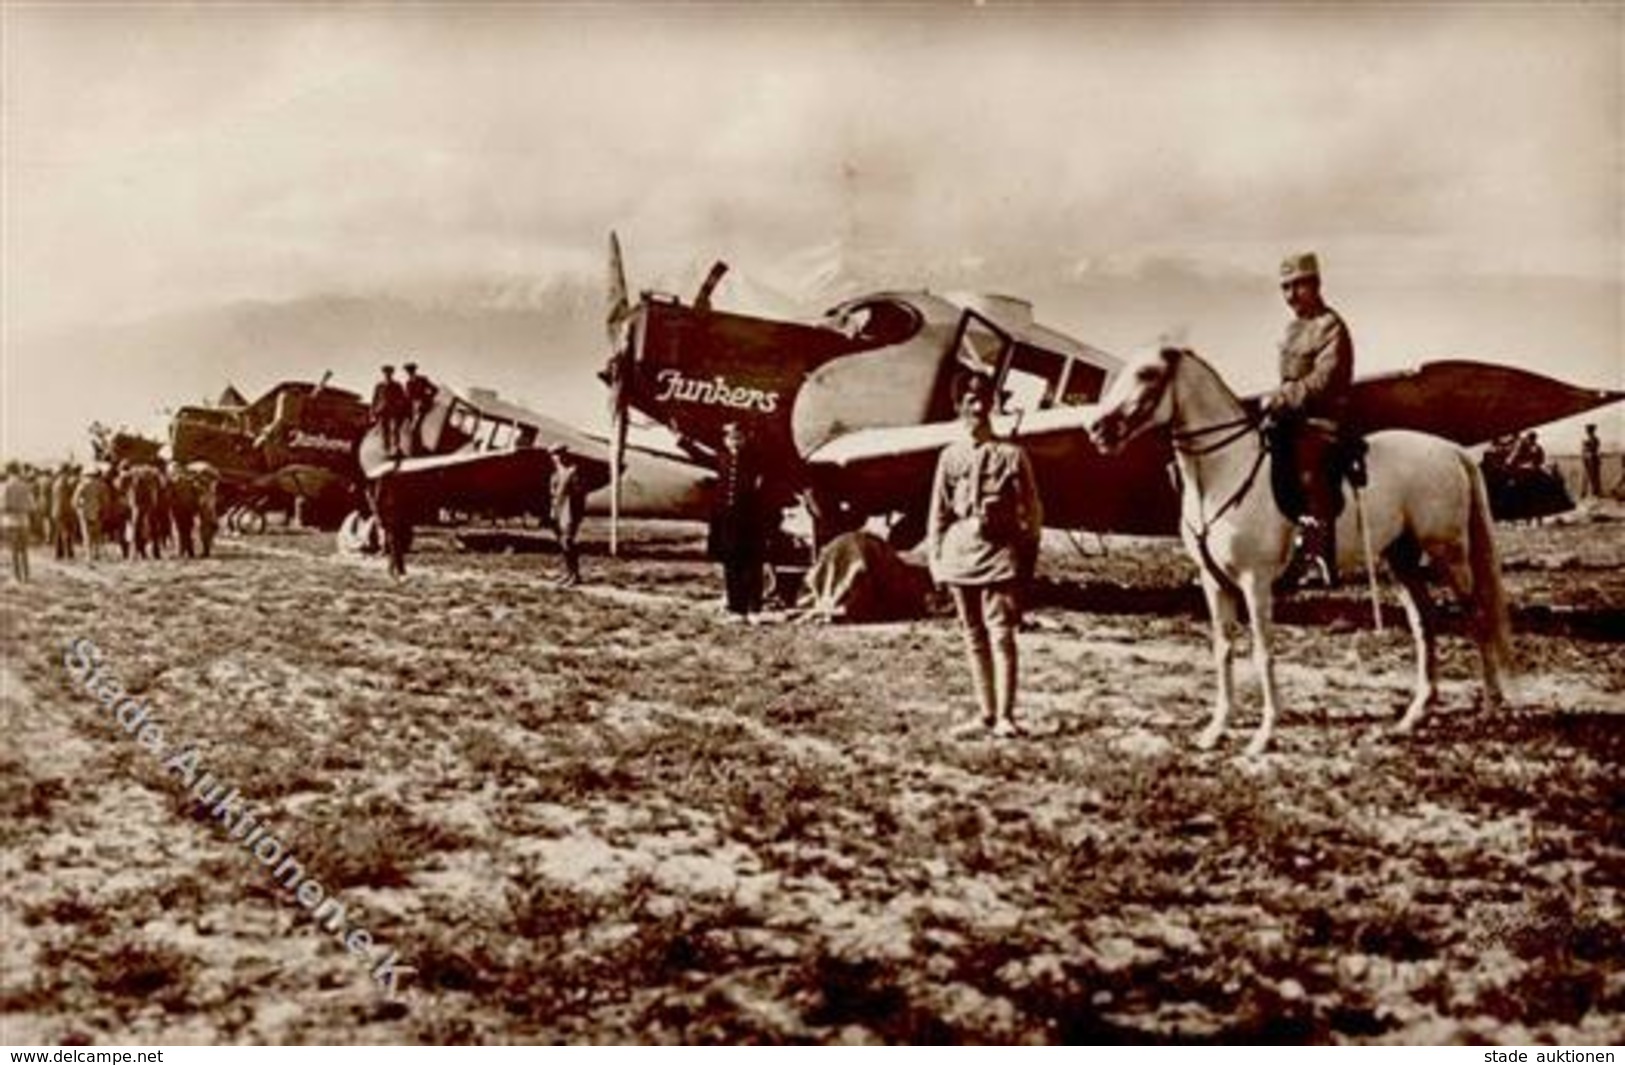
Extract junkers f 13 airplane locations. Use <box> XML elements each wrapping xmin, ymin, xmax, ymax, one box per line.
<box><xmin>169</xmin><ymin>377</ymin><xmax>371</xmax><ymax>530</ymax></box>
<box><xmin>354</xmin><ymin>383</ymin><xmax>713</xmax><ymax>530</ymax></box>
<box><xmin>599</xmin><ymin>232</ymin><xmax>1623</xmax><ymax>549</ymax></box>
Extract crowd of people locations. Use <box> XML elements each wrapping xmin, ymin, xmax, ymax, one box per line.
<box><xmin>0</xmin><ymin>459</ymin><xmax>222</xmax><ymax>582</ymax></box>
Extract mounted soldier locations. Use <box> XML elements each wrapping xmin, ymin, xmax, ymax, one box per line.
<box><xmin>1263</xmin><ymin>252</ymin><xmax>1355</xmax><ymax>588</ymax></box>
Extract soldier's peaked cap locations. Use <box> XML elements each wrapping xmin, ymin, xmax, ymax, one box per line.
<box><xmin>1280</xmin><ymin>253</ymin><xmax>1320</xmax><ymax>284</ymax></box>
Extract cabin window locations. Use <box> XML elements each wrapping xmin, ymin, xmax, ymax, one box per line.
<box><xmin>998</xmin><ymin>344</ymin><xmax>1066</xmax><ymax>413</ymax></box>
<box><xmin>955</xmin><ymin>315</ymin><xmax>1006</xmax><ymax>375</ymax></box>
<box><xmin>1059</xmin><ymin>360</ymin><xmax>1108</xmax><ymax>405</ymax></box>
<box><xmin>828</xmin><ymin>298</ymin><xmax>923</xmax><ymax>346</ymax></box>
<box><xmin>448</xmin><ymin>404</ymin><xmax>481</xmax><ymax>439</ymax></box>
<box><xmin>486</xmin><ymin>421</ymin><xmax>516</xmax><ymax>450</ymax></box>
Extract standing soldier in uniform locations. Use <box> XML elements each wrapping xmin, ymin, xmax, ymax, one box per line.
<box><xmin>3</xmin><ymin>462</ymin><xmax>35</xmax><ymax>581</ymax></box>
<box><xmin>709</xmin><ymin>422</ymin><xmax>768</xmax><ymax>620</ymax></box>
<box><xmin>548</xmin><ymin>444</ymin><xmax>589</xmax><ymax>587</ymax></box>
<box><xmin>403</xmin><ymin>362</ymin><xmax>438</xmax><ymax>457</ymax></box>
<box><xmin>72</xmin><ymin>466</ymin><xmax>109</xmax><ymax>562</ymax></box>
<box><xmin>928</xmin><ymin>373</ymin><xmax>1043</xmax><ymax>738</ymax></box>
<box><xmin>371</xmin><ymin>365</ymin><xmax>409</xmax><ymax>459</ymax></box>
<box><xmin>1581</xmin><ymin>424</ymin><xmax>1603</xmax><ymax>499</ymax></box>
<box><xmin>52</xmin><ymin>465</ymin><xmax>79</xmax><ymax>560</ymax></box>
<box><xmin>1264</xmin><ymin>252</ymin><xmax>1355</xmax><ymax>588</ymax></box>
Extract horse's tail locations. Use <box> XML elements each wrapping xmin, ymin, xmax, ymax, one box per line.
<box><xmin>1462</xmin><ymin>451</ymin><xmax>1513</xmax><ymax>671</ymax></box>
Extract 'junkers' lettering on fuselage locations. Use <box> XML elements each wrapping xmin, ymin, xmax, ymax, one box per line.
<box><xmin>653</xmin><ymin>369</ymin><xmax>780</xmax><ymax>414</ymax></box>
<box><xmin>287</xmin><ymin>430</ymin><xmax>354</xmax><ymax>452</ymax></box>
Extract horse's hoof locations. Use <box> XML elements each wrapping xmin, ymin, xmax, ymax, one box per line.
<box><xmin>1195</xmin><ymin>729</ymin><xmax>1222</xmax><ymax>751</ymax></box>
<box><xmin>1242</xmin><ymin>737</ymin><xmax>1270</xmax><ymax>758</ymax></box>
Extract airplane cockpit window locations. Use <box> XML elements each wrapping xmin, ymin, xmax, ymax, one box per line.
<box><xmin>448</xmin><ymin>404</ymin><xmax>481</xmax><ymax>440</ymax></box>
<box><xmin>955</xmin><ymin>316</ymin><xmax>1006</xmax><ymax>376</ymax></box>
<box><xmin>486</xmin><ymin>421</ymin><xmax>516</xmax><ymax>450</ymax></box>
<box><xmin>1059</xmin><ymin>360</ymin><xmax>1108</xmax><ymax>405</ymax></box>
<box><xmin>827</xmin><ymin>299</ymin><xmax>922</xmax><ymax>346</ymax></box>
<box><xmin>999</xmin><ymin>344</ymin><xmax>1067</xmax><ymax>413</ymax></box>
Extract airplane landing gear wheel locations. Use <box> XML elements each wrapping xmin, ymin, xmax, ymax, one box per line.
<box><xmin>228</xmin><ymin>505</ymin><xmax>267</xmax><ymax>535</ymax></box>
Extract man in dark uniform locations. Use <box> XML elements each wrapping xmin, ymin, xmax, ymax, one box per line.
<box><xmin>370</xmin><ymin>365</ymin><xmax>409</xmax><ymax>459</ymax></box>
<box><xmin>403</xmin><ymin>361</ymin><xmax>438</xmax><ymax>456</ymax></box>
<box><xmin>1264</xmin><ymin>252</ymin><xmax>1354</xmax><ymax>588</ymax></box>
<box><xmin>709</xmin><ymin>422</ymin><xmax>767</xmax><ymax>619</ymax></box>
<box><xmin>52</xmin><ymin>465</ymin><xmax>79</xmax><ymax>560</ymax></box>
<box><xmin>548</xmin><ymin>444</ymin><xmax>588</xmax><ymax>587</ymax></box>
<box><xmin>1582</xmin><ymin>424</ymin><xmax>1603</xmax><ymax>499</ymax></box>
<box><xmin>1510</xmin><ymin>430</ymin><xmax>1545</xmax><ymax>472</ymax></box>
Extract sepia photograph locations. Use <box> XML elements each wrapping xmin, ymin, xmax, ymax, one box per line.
<box><xmin>2</xmin><ymin>0</ymin><xmax>1622</xmax><ymax>1047</ymax></box>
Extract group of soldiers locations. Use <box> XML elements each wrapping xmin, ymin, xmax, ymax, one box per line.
<box><xmin>370</xmin><ymin>361</ymin><xmax>438</xmax><ymax>459</ymax></box>
<box><xmin>0</xmin><ymin>459</ymin><xmax>222</xmax><ymax>582</ymax></box>
<box><xmin>1482</xmin><ymin>430</ymin><xmax>1551</xmax><ymax>479</ymax></box>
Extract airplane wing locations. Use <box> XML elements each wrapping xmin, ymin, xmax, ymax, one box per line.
<box><xmin>364</xmin><ymin>437</ymin><xmax>714</xmax><ymax>523</ymax></box>
<box><xmin>252</xmin><ymin>464</ymin><xmax>350</xmax><ymax>500</ymax></box>
<box><xmin>804</xmin><ymin>404</ymin><xmax>1181</xmax><ymax>535</ymax></box>
<box><xmin>368</xmin><ymin>447</ymin><xmax>581</xmax><ymax>520</ymax></box>
<box><xmin>1343</xmin><ymin>360</ymin><xmax>1624</xmax><ymax>446</ymax></box>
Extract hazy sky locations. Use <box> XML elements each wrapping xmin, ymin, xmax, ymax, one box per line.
<box><xmin>3</xmin><ymin>2</ymin><xmax>1621</xmax><ymax>454</ymax></box>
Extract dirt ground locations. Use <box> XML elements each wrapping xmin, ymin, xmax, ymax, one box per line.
<box><xmin>2</xmin><ymin>505</ymin><xmax>1621</xmax><ymax>1045</ymax></box>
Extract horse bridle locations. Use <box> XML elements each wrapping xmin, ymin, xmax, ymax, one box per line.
<box><xmin>1158</xmin><ymin>348</ymin><xmax>1271</xmax><ymax>544</ymax></box>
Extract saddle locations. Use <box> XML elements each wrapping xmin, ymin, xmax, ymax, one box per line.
<box><xmin>1266</xmin><ymin>419</ymin><xmax>1368</xmax><ymax>522</ymax></box>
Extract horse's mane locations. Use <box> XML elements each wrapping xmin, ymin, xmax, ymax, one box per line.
<box><xmin>1164</xmin><ymin>346</ymin><xmax>1248</xmax><ymax>414</ymax></box>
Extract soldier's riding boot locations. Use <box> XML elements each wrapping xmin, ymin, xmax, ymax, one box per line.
<box><xmin>1298</xmin><ymin>516</ymin><xmax>1338</xmax><ymax>589</ymax></box>
<box><xmin>1305</xmin><ymin>464</ymin><xmax>1341</xmax><ymax>588</ymax></box>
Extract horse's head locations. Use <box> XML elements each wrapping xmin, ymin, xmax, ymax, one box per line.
<box><xmin>1088</xmin><ymin>346</ymin><xmax>1184</xmax><ymax>454</ymax></box>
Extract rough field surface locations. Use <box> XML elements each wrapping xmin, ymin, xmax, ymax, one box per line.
<box><xmin>3</xmin><ymin>508</ymin><xmax>1621</xmax><ymax>1044</ymax></box>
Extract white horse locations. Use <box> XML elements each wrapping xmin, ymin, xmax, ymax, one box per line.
<box><xmin>1088</xmin><ymin>347</ymin><xmax>1510</xmax><ymax>754</ymax></box>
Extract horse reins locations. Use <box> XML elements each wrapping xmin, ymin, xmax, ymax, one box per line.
<box><xmin>1159</xmin><ymin>359</ymin><xmax>1271</xmax><ymax>589</ymax></box>
<box><xmin>1166</xmin><ymin>391</ymin><xmax>1269</xmax><ymax>539</ymax></box>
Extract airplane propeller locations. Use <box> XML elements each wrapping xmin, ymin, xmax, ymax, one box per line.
<box><xmin>606</xmin><ymin>230</ymin><xmax>634</xmax><ymax>557</ymax></box>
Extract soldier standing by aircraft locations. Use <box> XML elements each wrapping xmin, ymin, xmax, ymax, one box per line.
<box><xmin>2</xmin><ymin>462</ymin><xmax>34</xmax><ymax>581</ymax></box>
<box><xmin>928</xmin><ymin>373</ymin><xmax>1043</xmax><ymax>738</ymax></box>
<box><xmin>403</xmin><ymin>362</ymin><xmax>438</xmax><ymax>457</ymax></box>
<box><xmin>1582</xmin><ymin>424</ymin><xmax>1603</xmax><ymax>498</ymax></box>
<box><xmin>548</xmin><ymin>444</ymin><xmax>589</xmax><ymax>588</ymax></box>
<box><xmin>1510</xmin><ymin>430</ymin><xmax>1546</xmax><ymax>473</ymax></box>
<box><xmin>371</xmin><ymin>365</ymin><xmax>410</xmax><ymax>459</ymax></box>
<box><xmin>709</xmin><ymin>422</ymin><xmax>768</xmax><ymax>620</ymax></box>
<box><xmin>1263</xmin><ymin>252</ymin><xmax>1355</xmax><ymax>589</ymax></box>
